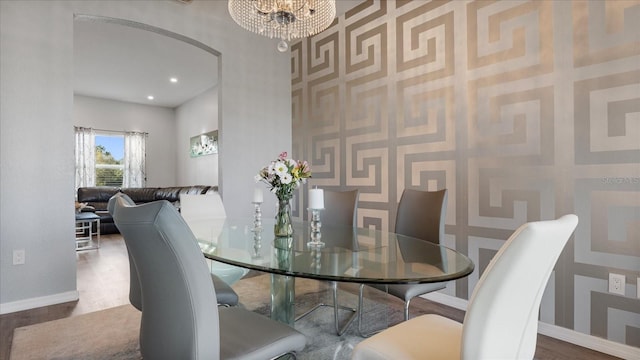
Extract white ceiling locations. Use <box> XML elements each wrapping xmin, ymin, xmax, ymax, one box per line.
<box><xmin>74</xmin><ymin>19</ymin><xmax>218</xmax><ymax>108</ymax></box>
<box><xmin>73</xmin><ymin>1</ymin><xmax>358</xmax><ymax>109</ymax></box>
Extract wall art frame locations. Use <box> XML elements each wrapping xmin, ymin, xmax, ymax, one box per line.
<box><xmin>190</xmin><ymin>130</ymin><xmax>218</xmax><ymax>157</ymax></box>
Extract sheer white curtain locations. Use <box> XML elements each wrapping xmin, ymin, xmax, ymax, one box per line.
<box><xmin>123</xmin><ymin>131</ymin><xmax>146</xmax><ymax>188</ymax></box>
<box><xmin>75</xmin><ymin>126</ymin><xmax>95</xmax><ymax>190</ymax></box>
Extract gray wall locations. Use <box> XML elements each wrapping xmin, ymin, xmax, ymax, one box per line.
<box><xmin>1</xmin><ymin>0</ymin><xmax>290</xmax><ymax>311</ymax></box>
<box><xmin>176</xmin><ymin>86</ymin><xmax>219</xmax><ymax>187</ymax></box>
<box><xmin>74</xmin><ymin>95</ymin><xmax>178</xmax><ymax>187</ymax></box>
<box><xmin>293</xmin><ymin>0</ymin><xmax>639</xmax><ymax>349</ymax></box>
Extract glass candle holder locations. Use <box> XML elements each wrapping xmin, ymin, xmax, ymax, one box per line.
<box><xmin>252</xmin><ymin>228</ymin><xmax>262</xmax><ymax>260</ymax></box>
<box><xmin>310</xmin><ymin>246</ymin><xmax>322</xmax><ymax>273</ymax></box>
<box><xmin>307</xmin><ymin>208</ymin><xmax>325</xmax><ymax>248</ymax></box>
<box><xmin>252</xmin><ymin>201</ymin><xmax>262</xmax><ymax>231</ymax></box>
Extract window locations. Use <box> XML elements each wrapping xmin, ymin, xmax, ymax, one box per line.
<box><xmin>75</xmin><ymin>127</ymin><xmax>146</xmax><ymax>189</ymax></box>
<box><xmin>95</xmin><ymin>134</ymin><xmax>124</xmax><ymax>187</ymax></box>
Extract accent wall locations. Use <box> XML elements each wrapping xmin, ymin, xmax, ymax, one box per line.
<box><xmin>292</xmin><ymin>0</ymin><xmax>640</xmax><ymax>349</ymax></box>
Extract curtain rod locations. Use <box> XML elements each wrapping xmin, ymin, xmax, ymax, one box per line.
<box><xmin>74</xmin><ymin>126</ymin><xmax>148</xmax><ymax>136</ymax></box>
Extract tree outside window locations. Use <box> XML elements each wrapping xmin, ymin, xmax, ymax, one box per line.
<box><xmin>95</xmin><ymin>135</ymin><xmax>124</xmax><ymax>186</ymax></box>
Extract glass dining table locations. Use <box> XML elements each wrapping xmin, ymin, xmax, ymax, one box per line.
<box><xmin>197</xmin><ymin>218</ymin><xmax>475</xmax><ymax>330</ymax></box>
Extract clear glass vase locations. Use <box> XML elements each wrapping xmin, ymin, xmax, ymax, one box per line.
<box><xmin>274</xmin><ymin>197</ymin><xmax>293</xmax><ymax>237</ymax></box>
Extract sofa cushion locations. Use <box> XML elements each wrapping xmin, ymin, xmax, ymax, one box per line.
<box><xmin>122</xmin><ymin>188</ymin><xmax>160</xmax><ymax>203</ymax></box>
<box><xmin>78</xmin><ymin>187</ymin><xmax>120</xmax><ymax>211</ymax></box>
<box><xmin>77</xmin><ymin>187</ymin><xmax>120</xmax><ymax>203</ymax></box>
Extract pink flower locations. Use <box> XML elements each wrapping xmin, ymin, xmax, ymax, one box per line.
<box><xmin>297</xmin><ymin>160</ymin><xmax>310</xmax><ymax>175</ymax></box>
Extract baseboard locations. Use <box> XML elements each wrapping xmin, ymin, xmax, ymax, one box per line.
<box><xmin>0</xmin><ymin>290</ymin><xmax>79</xmax><ymax>315</ymax></box>
<box><xmin>420</xmin><ymin>292</ymin><xmax>639</xmax><ymax>359</ymax></box>
<box><xmin>422</xmin><ymin>291</ymin><xmax>468</xmax><ymax>311</ymax></box>
<box><xmin>537</xmin><ymin>322</ymin><xmax>640</xmax><ymax>359</ymax></box>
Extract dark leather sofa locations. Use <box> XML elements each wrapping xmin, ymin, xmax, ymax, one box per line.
<box><xmin>77</xmin><ymin>185</ymin><xmax>217</xmax><ymax>234</ymax></box>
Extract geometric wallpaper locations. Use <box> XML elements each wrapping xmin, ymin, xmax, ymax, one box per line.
<box><xmin>292</xmin><ymin>0</ymin><xmax>640</xmax><ymax>347</ymax></box>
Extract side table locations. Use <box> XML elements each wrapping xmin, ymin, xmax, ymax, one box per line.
<box><xmin>75</xmin><ymin>212</ymin><xmax>101</xmax><ymax>250</ymax></box>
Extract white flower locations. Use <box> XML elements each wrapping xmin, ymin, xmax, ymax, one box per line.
<box><xmin>273</xmin><ymin>161</ymin><xmax>289</xmax><ymax>177</ymax></box>
<box><xmin>257</xmin><ymin>153</ymin><xmax>312</xmax><ymax>199</ymax></box>
<box><xmin>280</xmin><ymin>173</ymin><xmax>293</xmax><ymax>184</ymax></box>
<box><xmin>254</xmin><ymin>174</ymin><xmax>262</xmax><ymax>183</ymax></box>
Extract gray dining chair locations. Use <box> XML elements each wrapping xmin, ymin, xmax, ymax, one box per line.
<box><xmin>352</xmin><ymin>214</ymin><xmax>579</xmax><ymax>360</ymax></box>
<box><xmin>358</xmin><ymin>188</ymin><xmax>448</xmax><ymax>335</ymax></box>
<box><xmin>322</xmin><ymin>189</ymin><xmax>359</xmax><ymax>227</ymax></box>
<box><xmin>107</xmin><ymin>193</ymin><xmax>238</xmax><ymax>308</ymax></box>
<box><xmin>111</xmin><ymin>197</ymin><xmax>306</xmax><ymax>359</ymax></box>
<box><xmin>296</xmin><ymin>189</ymin><xmax>359</xmax><ymax>335</ymax></box>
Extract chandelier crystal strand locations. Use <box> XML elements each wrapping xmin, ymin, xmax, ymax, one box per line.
<box><xmin>228</xmin><ymin>0</ymin><xmax>336</xmax><ymax>51</ymax></box>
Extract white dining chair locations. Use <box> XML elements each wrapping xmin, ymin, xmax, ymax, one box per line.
<box><xmin>180</xmin><ymin>193</ymin><xmax>249</xmax><ymax>286</ymax></box>
<box><xmin>352</xmin><ymin>214</ymin><xmax>579</xmax><ymax>360</ymax></box>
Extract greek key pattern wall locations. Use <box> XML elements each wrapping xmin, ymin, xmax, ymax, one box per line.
<box><xmin>291</xmin><ymin>0</ymin><xmax>640</xmax><ymax>347</ymax></box>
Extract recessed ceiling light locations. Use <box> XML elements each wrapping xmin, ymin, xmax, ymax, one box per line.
<box><xmin>170</xmin><ymin>77</ymin><xmax>178</xmax><ymax>83</ymax></box>
<box><xmin>147</xmin><ymin>95</ymin><xmax>154</xmax><ymax>100</ymax></box>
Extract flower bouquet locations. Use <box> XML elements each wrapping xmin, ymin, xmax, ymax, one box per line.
<box><xmin>256</xmin><ymin>152</ymin><xmax>311</xmax><ymax>237</ymax></box>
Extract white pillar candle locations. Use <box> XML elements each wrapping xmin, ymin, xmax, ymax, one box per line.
<box><xmin>253</xmin><ymin>188</ymin><xmax>263</xmax><ymax>203</ymax></box>
<box><xmin>309</xmin><ymin>188</ymin><xmax>324</xmax><ymax>209</ymax></box>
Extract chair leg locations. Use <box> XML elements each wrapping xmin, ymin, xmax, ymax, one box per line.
<box><xmin>295</xmin><ymin>281</ymin><xmax>357</xmax><ymax>336</ymax></box>
<box><xmin>357</xmin><ymin>284</ymin><xmax>367</xmax><ymax>336</ymax></box>
<box><xmin>404</xmin><ymin>298</ymin><xmax>411</xmax><ymax>321</ymax></box>
<box><xmin>331</xmin><ymin>282</ymin><xmax>357</xmax><ymax>335</ymax></box>
<box><xmin>357</xmin><ymin>284</ymin><xmax>387</xmax><ymax>338</ymax></box>
<box><xmin>357</xmin><ymin>285</ymin><xmax>414</xmax><ymax>337</ymax></box>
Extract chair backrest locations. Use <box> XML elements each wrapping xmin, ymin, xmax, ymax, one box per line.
<box><xmin>394</xmin><ymin>189</ymin><xmax>447</xmax><ymax>245</ymax></box>
<box><xmin>322</xmin><ymin>189</ymin><xmax>359</xmax><ymax>227</ymax></box>
<box><xmin>180</xmin><ymin>193</ymin><xmax>226</xmax><ymax>242</ymax></box>
<box><xmin>461</xmin><ymin>214</ymin><xmax>578</xmax><ymax>360</ymax></box>
<box><xmin>107</xmin><ymin>191</ymin><xmax>135</xmax><ymax>215</ymax></box>
<box><xmin>107</xmin><ymin>193</ymin><xmax>141</xmax><ymax>311</ymax></box>
<box><xmin>112</xmin><ymin>197</ymin><xmax>220</xmax><ymax>359</ymax></box>
<box><xmin>180</xmin><ymin>193</ymin><xmax>226</xmax><ymax>220</ymax></box>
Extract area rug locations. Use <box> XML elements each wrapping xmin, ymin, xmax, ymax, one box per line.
<box><xmin>10</xmin><ymin>304</ymin><xmax>142</xmax><ymax>360</ymax></box>
<box><xmin>10</xmin><ymin>275</ymin><xmax>405</xmax><ymax>360</ymax></box>
<box><xmin>250</xmin><ymin>278</ymin><xmax>404</xmax><ymax>359</ymax></box>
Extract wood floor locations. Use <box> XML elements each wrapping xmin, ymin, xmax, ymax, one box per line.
<box><xmin>0</xmin><ymin>234</ymin><xmax>622</xmax><ymax>360</ymax></box>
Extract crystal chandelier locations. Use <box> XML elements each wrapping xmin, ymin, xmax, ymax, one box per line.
<box><xmin>228</xmin><ymin>0</ymin><xmax>336</xmax><ymax>52</ymax></box>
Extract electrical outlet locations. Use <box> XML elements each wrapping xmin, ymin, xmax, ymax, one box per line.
<box><xmin>13</xmin><ymin>249</ymin><xmax>25</xmax><ymax>265</ymax></box>
<box><xmin>608</xmin><ymin>273</ymin><xmax>625</xmax><ymax>295</ymax></box>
